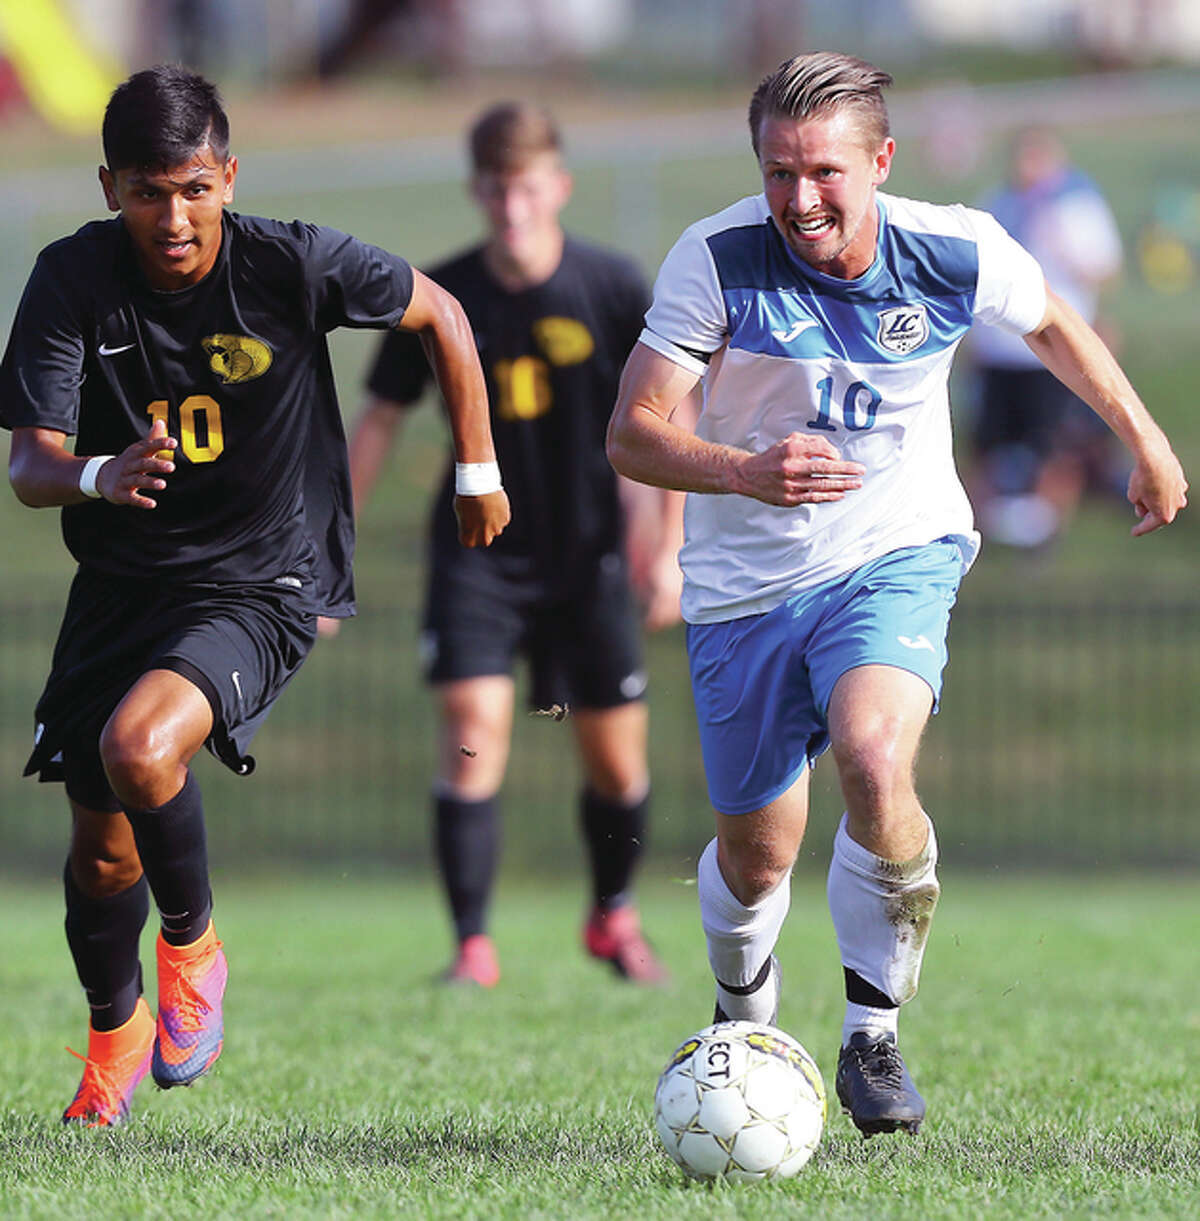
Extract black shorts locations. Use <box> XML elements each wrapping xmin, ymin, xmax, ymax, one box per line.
<box><xmin>975</xmin><ymin>367</ymin><xmax>1108</xmax><ymax>458</ymax></box>
<box><xmin>420</xmin><ymin>547</ymin><xmax>646</xmax><ymax>712</ymax></box>
<box><xmin>25</xmin><ymin>566</ymin><xmax>317</xmax><ymax>810</ymax></box>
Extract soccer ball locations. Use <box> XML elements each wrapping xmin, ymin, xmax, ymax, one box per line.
<box><xmin>653</xmin><ymin>1021</ymin><xmax>826</xmax><ymax>1182</ymax></box>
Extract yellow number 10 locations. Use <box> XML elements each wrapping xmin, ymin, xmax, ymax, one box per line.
<box><xmin>493</xmin><ymin>356</ymin><xmax>552</xmax><ymax>421</ymax></box>
<box><xmin>147</xmin><ymin>396</ymin><xmax>225</xmax><ymax>464</ymax></box>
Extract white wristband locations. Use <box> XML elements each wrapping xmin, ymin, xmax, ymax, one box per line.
<box><xmin>78</xmin><ymin>455</ymin><xmax>114</xmax><ymax>500</ymax></box>
<box><xmin>454</xmin><ymin>461</ymin><xmax>503</xmax><ymax>497</ymax></box>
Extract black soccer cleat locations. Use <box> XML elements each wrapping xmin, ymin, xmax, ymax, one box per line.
<box><xmin>835</xmin><ymin>1031</ymin><xmax>925</xmax><ymax>1136</ymax></box>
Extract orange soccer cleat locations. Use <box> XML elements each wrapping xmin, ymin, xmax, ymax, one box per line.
<box><xmin>151</xmin><ymin>921</ymin><xmax>227</xmax><ymax>1088</ymax></box>
<box><xmin>62</xmin><ymin>997</ymin><xmax>155</xmax><ymax>1127</ymax></box>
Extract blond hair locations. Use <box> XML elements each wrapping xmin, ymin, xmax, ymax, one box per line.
<box><xmin>748</xmin><ymin>52</ymin><xmax>893</xmax><ymax>156</ymax></box>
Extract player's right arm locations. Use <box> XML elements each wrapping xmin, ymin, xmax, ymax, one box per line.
<box><xmin>317</xmin><ymin>395</ymin><xmax>403</xmax><ymax>637</ymax></box>
<box><xmin>8</xmin><ymin>419</ymin><xmax>177</xmax><ymax>510</ymax></box>
<box><xmin>395</xmin><ymin>269</ymin><xmax>509</xmax><ymax>547</ymax></box>
<box><xmin>607</xmin><ymin>342</ymin><xmax>864</xmax><ymax>507</ymax></box>
<box><xmin>344</xmin><ymin>393</ymin><xmax>406</xmax><ymax>520</ymax></box>
<box><xmin>3</xmin><ymin>243</ymin><xmax>178</xmax><ymax>511</ymax></box>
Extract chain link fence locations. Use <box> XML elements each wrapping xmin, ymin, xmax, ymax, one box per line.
<box><xmin>3</xmin><ymin>590</ymin><xmax>1197</xmax><ymax>879</ymax></box>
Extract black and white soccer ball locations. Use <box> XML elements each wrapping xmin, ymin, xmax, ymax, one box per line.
<box><xmin>653</xmin><ymin>1021</ymin><xmax>826</xmax><ymax>1182</ymax></box>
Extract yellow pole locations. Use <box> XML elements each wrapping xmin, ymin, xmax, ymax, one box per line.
<box><xmin>0</xmin><ymin>0</ymin><xmax>122</xmax><ymax>134</ymax></box>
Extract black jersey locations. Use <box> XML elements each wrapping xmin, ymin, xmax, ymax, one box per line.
<box><xmin>0</xmin><ymin>212</ymin><xmax>414</xmax><ymax>615</ymax></box>
<box><xmin>367</xmin><ymin>236</ymin><xmax>649</xmax><ymax>579</ymax></box>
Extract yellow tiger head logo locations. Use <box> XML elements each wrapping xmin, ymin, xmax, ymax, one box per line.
<box><xmin>202</xmin><ymin>334</ymin><xmax>273</xmax><ymax>385</ymax></box>
<box><xmin>531</xmin><ymin>317</ymin><xmax>594</xmax><ymax>367</ymax></box>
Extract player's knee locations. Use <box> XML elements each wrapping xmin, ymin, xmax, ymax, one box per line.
<box><xmin>720</xmin><ymin>839</ymin><xmax>793</xmax><ymax>905</ymax></box>
<box><xmin>98</xmin><ymin>716</ymin><xmax>180</xmax><ymax>807</ymax></box>
<box><xmin>584</xmin><ymin>767</ymin><xmax>649</xmax><ymax>806</ymax></box>
<box><xmin>437</xmin><ymin>740</ymin><xmax>507</xmax><ymax>798</ymax></box>
<box><xmin>833</xmin><ymin>728</ymin><xmax>912</xmax><ymax>812</ymax></box>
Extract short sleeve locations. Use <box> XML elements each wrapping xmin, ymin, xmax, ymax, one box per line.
<box><xmin>969</xmin><ymin>207</ymin><xmax>1048</xmax><ymax>335</ymax></box>
<box><xmin>640</xmin><ymin>223</ymin><xmax>728</xmax><ymax>376</ymax></box>
<box><xmin>302</xmin><ymin>225</ymin><xmax>415</xmax><ymax>334</ymax></box>
<box><xmin>0</xmin><ymin>250</ymin><xmax>86</xmax><ymax>434</ymax></box>
<box><xmin>366</xmin><ymin>327</ymin><xmax>430</xmax><ymax>407</ymax></box>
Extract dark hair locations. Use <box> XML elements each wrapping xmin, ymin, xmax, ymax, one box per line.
<box><xmin>468</xmin><ymin>101</ymin><xmax>561</xmax><ymax>174</ymax></box>
<box><xmin>748</xmin><ymin>52</ymin><xmax>893</xmax><ymax>157</ymax></box>
<box><xmin>102</xmin><ymin>65</ymin><xmax>230</xmax><ymax>172</ymax></box>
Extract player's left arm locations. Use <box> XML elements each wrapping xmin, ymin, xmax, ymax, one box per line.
<box><xmin>1024</xmin><ymin>286</ymin><xmax>1187</xmax><ymax>536</ymax></box>
<box><xmin>395</xmin><ymin>269</ymin><xmax>510</xmax><ymax>547</ymax></box>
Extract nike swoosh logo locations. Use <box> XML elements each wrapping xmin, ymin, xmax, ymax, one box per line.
<box><xmin>157</xmin><ymin>1027</ymin><xmax>208</xmax><ymax>1060</ymax></box>
<box><xmin>771</xmin><ymin>320</ymin><xmax>820</xmax><ymax>342</ymax></box>
<box><xmin>98</xmin><ymin>342</ymin><xmax>135</xmax><ymax>356</ymax></box>
<box><xmin>231</xmin><ymin>671</ymin><xmax>243</xmax><ymax>705</ymax></box>
<box><xmin>898</xmin><ymin>634</ymin><xmax>936</xmax><ymax>652</ymax></box>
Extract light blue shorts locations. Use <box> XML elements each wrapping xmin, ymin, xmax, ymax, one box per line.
<box><xmin>685</xmin><ymin>540</ymin><xmax>964</xmax><ymax>815</ymax></box>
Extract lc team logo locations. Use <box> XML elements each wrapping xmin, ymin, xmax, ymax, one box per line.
<box><xmin>202</xmin><ymin>334</ymin><xmax>273</xmax><ymax>384</ymax></box>
<box><xmin>876</xmin><ymin>304</ymin><xmax>928</xmax><ymax>355</ymax></box>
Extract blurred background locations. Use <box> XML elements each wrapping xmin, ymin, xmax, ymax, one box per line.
<box><xmin>1</xmin><ymin>0</ymin><xmax>1198</xmax><ymax>884</ymax></box>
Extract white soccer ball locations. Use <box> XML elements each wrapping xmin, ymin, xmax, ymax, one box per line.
<box><xmin>653</xmin><ymin>1021</ymin><xmax>826</xmax><ymax>1182</ymax></box>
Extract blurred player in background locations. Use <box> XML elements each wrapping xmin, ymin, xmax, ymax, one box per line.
<box><xmin>341</xmin><ymin>102</ymin><xmax>687</xmax><ymax>988</ymax></box>
<box><xmin>608</xmin><ymin>52</ymin><xmax>1186</xmax><ymax>1136</ymax></box>
<box><xmin>968</xmin><ymin>125</ymin><xmax>1128</xmax><ymax>548</ymax></box>
<box><xmin>0</xmin><ymin>65</ymin><xmax>507</xmax><ymax>1127</ymax></box>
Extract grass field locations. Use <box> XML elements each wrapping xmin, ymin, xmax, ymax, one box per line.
<box><xmin>2</xmin><ymin>875</ymin><xmax>1199</xmax><ymax>1219</ymax></box>
<box><xmin>1</xmin><ymin>70</ymin><xmax>1199</xmax><ymax>1219</ymax></box>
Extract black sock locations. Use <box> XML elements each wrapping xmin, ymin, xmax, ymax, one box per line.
<box><xmin>434</xmin><ymin>794</ymin><xmax>498</xmax><ymax>942</ymax></box>
<box><xmin>63</xmin><ymin>864</ymin><xmax>149</xmax><ymax>1032</ymax></box>
<box><xmin>580</xmin><ymin>788</ymin><xmax>648</xmax><ymax>910</ymax></box>
<box><xmin>844</xmin><ymin>967</ymin><xmax>899</xmax><ymax>1009</ymax></box>
<box><xmin>122</xmin><ymin>770</ymin><xmax>212</xmax><ymax>947</ymax></box>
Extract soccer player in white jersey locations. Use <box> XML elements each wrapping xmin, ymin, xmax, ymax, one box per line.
<box><xmin>607</xmin><ymin>52</ymin><xmax>1187</xmax><ymax>1136</ymax></box>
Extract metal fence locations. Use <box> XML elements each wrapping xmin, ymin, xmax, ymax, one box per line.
<box><xmin>2</xmin><ymin>591</ymin><xmax>1197</xmax><ymax>878</ymax></box>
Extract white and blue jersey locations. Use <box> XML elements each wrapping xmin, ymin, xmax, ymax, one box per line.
<box><xmin>641</xmin><ymin>191</ymin><xmax>1047</xmax><ymax>623</ymax></box>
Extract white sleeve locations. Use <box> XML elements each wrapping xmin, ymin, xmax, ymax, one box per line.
<box><xmin>969</xmin><ymin>207</ymin><xmax>1048</xmax><ymax>335</ymax></box>
<box><xmin>640</xmin><ymin>223</ymin><xmax>728</xmax><ymax>376</ymax></box>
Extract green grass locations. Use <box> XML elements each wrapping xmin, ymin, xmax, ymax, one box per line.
<box><xmin>2</xmin><ymin>875</ymin><xmax>1199</xmax><ymax>1218</ymax></box>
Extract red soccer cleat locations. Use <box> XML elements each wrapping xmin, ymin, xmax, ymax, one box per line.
<box><xmin>442</xmin><ymin>933</ymin><xmax>500</xmax><ymax>988</ymax></box>
<box><xmin>584</xmin><ymin>904</ymin><xmax>670</xmax><ymax>985</ymax></box>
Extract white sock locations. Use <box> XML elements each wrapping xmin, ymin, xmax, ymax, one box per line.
<box><xmin>842</xmin><ymin>1001</ymin><xmax>899</xmax><ymax>1046</ymax></box>
<box><xmin>698</xmin><ymin>837</ymin><xmax>789</xmax><ymax>1022</ymax></box>
<box><xmin>827</xmin><ymin>812</ymin><xmax>940</xmax><ymax>1033</ymax></box>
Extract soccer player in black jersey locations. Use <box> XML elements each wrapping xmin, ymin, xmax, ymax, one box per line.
<box><xmin>342</xmin><ymin>102</ymin><xmax>688</xmax><ymax>988</ymax></box>
<box><xmin>0</xmin><ymin>66</ymin><xmax>509</xmax><ymax>1127</ymax></box>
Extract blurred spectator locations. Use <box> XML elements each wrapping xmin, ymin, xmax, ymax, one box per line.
<box><xmin>967</xmin><ymin>126</ymin><xmax>1128</xmax><ymax>549</ymax></box>
<box><xmin>316</xmin><ymin>0</ymin><xmax>416</xmax><ymax>78</ymax></box>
